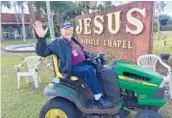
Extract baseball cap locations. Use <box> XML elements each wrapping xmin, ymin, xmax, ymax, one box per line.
<box><xmin>60</xmin><ymin>22</ymin><xmax>73</xmax><ymax>29</ymax></box>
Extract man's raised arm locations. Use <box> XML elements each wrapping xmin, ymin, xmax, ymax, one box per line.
<box><xmin>33</xmin><ymin>21</ymin><xmax>53</xmax><ymax>57</ymax></box>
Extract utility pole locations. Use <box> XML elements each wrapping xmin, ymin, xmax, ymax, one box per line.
<box><xmin>46</xmin><ymin>1</ymin><xmax>55</xmax><ymax>40</ymax></box>
<box><xmin>46</xmin><ymin>1</ymin><xmax>56</xmax><ymax>78</ymax></box>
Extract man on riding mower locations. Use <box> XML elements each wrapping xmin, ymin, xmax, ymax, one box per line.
<box><xmin>33</xmin><ymin>21</ymin><xmax>113</xmax><ymax>109</ymax></box>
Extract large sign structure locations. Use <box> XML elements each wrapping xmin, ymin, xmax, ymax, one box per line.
<box><xmin>75</xmin><ymin>1</ymin><xmax>154</xmax><ymax>62</ymax></box>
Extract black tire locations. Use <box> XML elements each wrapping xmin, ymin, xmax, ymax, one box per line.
<box><xmin>39</xmin><ymin>97</ymin><xmax>77</xmax><ymax>118</ymax></box>
<box><xmin>135</xmin><ymin>110</ymin><xmax>163</xmax><ymax>118</ymax></box>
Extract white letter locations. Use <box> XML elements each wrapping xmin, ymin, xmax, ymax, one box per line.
<box><xmin>84</xmin><ymin>17</ymin><xmax>91</xmax><ymax>34</ymax></box>
<box><xmin>107</xmin><ymin>11</ymin><xmax>121</xmax><ymax>34</ymax></box>
<box><xmin>126</xmin><ymin>8</ymin><xmax>146</xmax><ymax>35</ymax></box>
<box><xmin>76</xmin><ymin>19</ymin><xmax>83</xmax><ymax>34</ymax></box>
<box><xmin>94</xmin><ymin>15</ymin><xmax>104</xmax><ymax>34</ymax></box>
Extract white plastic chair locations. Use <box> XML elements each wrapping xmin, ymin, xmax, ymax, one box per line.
<box><xmin>137</xmin><ymin>54</ymin><xmax>172</xmax><ymax>99</ymax></box>
<box><xmin>15</xmin><ymin>56</ymin><xmax>41</xmax><ymax>89</ymax></box>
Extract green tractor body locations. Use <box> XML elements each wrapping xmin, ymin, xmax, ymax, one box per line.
<box><xmin>116</xmin><ymin>60</ymin><xmax>166</xmax><ymax>107</ymax></box>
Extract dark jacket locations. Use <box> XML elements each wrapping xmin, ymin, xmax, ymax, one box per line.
<box><xmin>35</xmin><ymin>36</ymin><xmax>90</xmax><ymax>79</ymax></box>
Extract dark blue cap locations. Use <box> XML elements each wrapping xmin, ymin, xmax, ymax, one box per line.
<box><xmin>60</xmin><ymin>22</ymin><xmax>73</xmax><ymax>29</ymax></box>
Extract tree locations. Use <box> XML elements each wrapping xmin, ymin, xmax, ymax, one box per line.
<box><xmin>51</xmin><ymin>1</ymin><xmax>74</xmax><ymax>24</ymax></box>
<box><xmin>2</xmin><ymin>1</ymin><xmax>27</xmax><ymax>43</ymax></box>
<box><xmin>34</xmin><ymin>1</ymin><xmax>47</xmax><ymax>17</ymax></box>
<box><xmin>75</xmin><ymin>1</ymin><xmax>97</xmax><ymax>14</ymax></box>
<box><xmin>154</xmin><ymin>1</ymin><xmax>166</xmax><ymax>39</ymax></box>
<box><xmin>97</xmin><ymin>4</ymin><xmax>104</xmax><ymax>10</ymax></box>
<box><xmin>28</xmin><ymin>1</ymin><xmax>37</xmax><ymax>39</ymax></box>
<box><xmin>1</xmin><ymin>1</ymin><xmax>11</xmax><ymax>40</ymax></box>
<box><xmin>16</xmin><ymin>1</ymin><xmax>26</xmax><ymax>43</ymax></box>
<box><xmin>35</xmin><ymin>1</ymin><xmax>74</xmax><ymax>24</ymax></box>
<box><xmin>97</xmin><ymin>1</ymin><xmax>114</xmax><ymax>10</ymax></box>
<box><xmin>103</xmin><ymin>1</ymin><xmax>113</xmax><ymax>9</ymax></box>
<box><xmin>1</xmin><ymin>1</ymin><xmax>11</xmax><ymax>8</ymax></box>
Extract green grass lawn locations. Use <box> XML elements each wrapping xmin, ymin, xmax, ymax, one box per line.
<box><xmin>1</xmin><ymin>55</ymin><xmax>54</xmax><ymax>118</ymax></box>
<box><xmin>153</xmin><ymin>31</ymin><xmax>172</xmax><ymax>56</ymax></box>
<box><xmin>1</xmin><ymin>32</ymin><xmax>172</xmax><ymax>118</ymax></box>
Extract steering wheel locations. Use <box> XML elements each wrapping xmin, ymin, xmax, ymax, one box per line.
<box><xmin>86</xmin><ymin>53</ymin><xmax>104</xmax><ymax>62</ymax></box>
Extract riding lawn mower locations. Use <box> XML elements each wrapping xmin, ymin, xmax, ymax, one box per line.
<box><xmin>39</xmin><ymin>54</ymin><xmax>166</xmax><ymax>118</ymax></box>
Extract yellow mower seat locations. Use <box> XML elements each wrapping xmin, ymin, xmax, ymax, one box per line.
<box><xmin>53</xmin><ymin>55</ymin><xmax>79</xmax><ymax>81</ymax></box>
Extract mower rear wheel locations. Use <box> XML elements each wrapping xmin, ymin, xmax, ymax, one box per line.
<box><xmin>39</xmin><ymin>97</ymin><xmax>77</xmax><ymax>118</ymax></box>
<box><xmin>135</xmin><ymin>109</ymin><xmax>163</xmax><ymax>118</ymax></box>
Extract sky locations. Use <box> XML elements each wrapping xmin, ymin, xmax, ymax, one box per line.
<box><xmin>1</xmin><ymin>1</ymin><xmax>29</xmax><ymax>14</ymax></box>
<box><xmin>164</xmin><ymin>1</ymin><xmax>172</xmax><ymax>16</ymax></box>
<box><xmin>1</xmin><ymin>1</ymin><xmax>172</xmax><ymax>16</ymax></box>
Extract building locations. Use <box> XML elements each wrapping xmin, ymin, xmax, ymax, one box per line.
<box><xmin>1</xmin><ymin>13</ymin><xmax>42</xmax><ymax>40</ymax></box>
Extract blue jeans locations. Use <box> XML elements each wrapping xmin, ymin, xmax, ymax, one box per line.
<box><xmin>71</xmin><ymin>63</ymin><xmax>103</xmax><ymax>95</ymax></box>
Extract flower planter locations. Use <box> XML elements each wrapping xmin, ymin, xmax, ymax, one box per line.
<box><xmin>160</xmin><ymin>54</ymin><xmax>170</xmax><ymax>60</ymax></box>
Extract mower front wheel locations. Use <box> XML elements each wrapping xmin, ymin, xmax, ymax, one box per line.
<box><xmin>39</xmin><ymin>97</ymin><xmax>78</xmax><ymax>118</ymax></box>
<box><xmin>135</xmin><ymin>109</ymin><xmax>163</xmax><ymax>118</ymax></box>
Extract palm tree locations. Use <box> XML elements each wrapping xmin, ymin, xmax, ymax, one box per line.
<box><xmin>1</xmin><ymin>1</ymin><xmax>27</xmax><ymax>43</ymax></box>
<box><xmin>1</xmin><ymin>1</ymin><xmax>11</xmax><ymax>8</ymax></box>
<box><xmin>28</xmin><ymin>1</ymin><xmax>35</xmax><ymax>23</ymax></box>
<box><xmin>28</xmin><ymin>1</ymin><xmax>37</xmax><ymax>39</ymax></box>
<box><xmin>16</xmin><ymin>1</ymin><xmax>26</xmax><ymax>43</ymax></box>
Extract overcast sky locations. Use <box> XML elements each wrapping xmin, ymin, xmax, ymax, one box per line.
<box><xmin>1</xmin><ymin>1</ymin><xmax>172</xmax><ymax>16</ymax></box>
<box><xmin>164</xmin><ymin>1</ymin><xmax>172</xmax><ymax>16</ymax></box>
